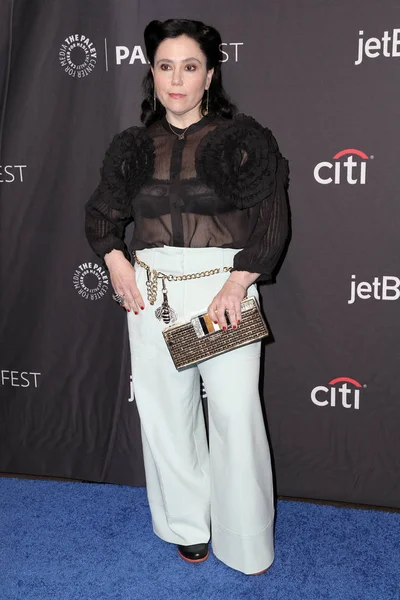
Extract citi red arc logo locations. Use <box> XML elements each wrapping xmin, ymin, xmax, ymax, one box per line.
<box><xmin>332</xmin><ymin>149</ymin><xmax>368</xmax><ymax>160</ymax></box>
<box><xmin>311</xmin><ymin>377</ymin><xmax>363</xmax><ymax>410</ymax></box>
<box><xmin>328</xmin><ymin>377</ymin><xmax>361</xmax><ymax>387</ymax></box>
<box><xmin>314</xmin><ymin>149</ymin><xmax>372</xmax><ymax>185</ymax></box>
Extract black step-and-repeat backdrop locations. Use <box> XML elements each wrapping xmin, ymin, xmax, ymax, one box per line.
<box><xmin>1</xmin><ymin>0</ymin><xmax>400</xmax><ymax>508</ymax></box>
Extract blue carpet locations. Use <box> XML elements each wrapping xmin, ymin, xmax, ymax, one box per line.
<box><xmin>0</xmin><ymin>479</ymin><xmax>399</xmax><ymax>600</ymax></box>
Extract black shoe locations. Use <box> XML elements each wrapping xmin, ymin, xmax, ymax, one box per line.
<box><xmin>177</xmin><ymin>543</ymin><xmax>209</xmax><ymax>563</ymax></box>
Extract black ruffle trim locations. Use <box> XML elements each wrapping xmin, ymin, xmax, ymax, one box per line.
<box><xmin>195</xmin><ymin>114</ymin><xmax>280</xmax><ymax>210</ymax></box>
<box><xmin>100</xmin><ymin>127</ymin><xmax>155</xmax><ymax>210</ymax></box>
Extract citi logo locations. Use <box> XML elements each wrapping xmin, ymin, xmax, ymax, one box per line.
<box><xmin>314</xmin><ymin>149</ymin><xmax>372</xmax><ymax>185</ymax></box>
<box><xmin>311</xmin><ymin>377</ymin><xmax>363</xmax><ymax>410</ymax></box>
<box><xmin>355</xmin><ymin>28</ymin><xmax>400</xmax><ymax>66</ymax></box>
<box><xmin>348</xmin><ymin>275</ymin><xmax>400</xmax><ymax>304</ymax></box>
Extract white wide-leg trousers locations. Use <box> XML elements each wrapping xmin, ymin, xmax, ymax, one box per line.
<box><xmin>127</xmin><ymin>246</ymin><xmax>275</xmax><ymax>574</ymax></box>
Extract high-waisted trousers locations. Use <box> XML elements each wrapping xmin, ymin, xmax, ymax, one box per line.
<box><xmin>127</xmin><ymin>246</ymin><xmax>275</xmax><ymax>574</ymax></box>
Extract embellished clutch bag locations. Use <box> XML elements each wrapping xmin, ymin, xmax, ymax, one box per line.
<box><xmin>162</xmin><ymin>296</ymin><xmax>269</xmax><ymax>370</ymax></box>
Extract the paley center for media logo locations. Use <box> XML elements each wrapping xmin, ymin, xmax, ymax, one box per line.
<box><xmin>73</xmin><ymin>262</ymin><xmax>109</xmax><ymax>300</ymax></box>
<box><xmin>314</xmin><ymin>149</ymin><xmax>372</xmax><ymax>185</ymax></box>
<box><xmin>355</xmin><ymin>28</ymin><xmax>400</xmax><ymax>65</ymax></box>
<box><xmin>311</xmin><ymin>377</ymin><xmax>365</xmax><ymax>410</ymax></box>
<box><xmin>59</xmin><ymin>34</ymin><xmax>97</xmax><ymax>78</ymax></box>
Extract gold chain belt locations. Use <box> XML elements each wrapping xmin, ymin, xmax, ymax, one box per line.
<box><xmin>132</xmin><ymin>251</ymin><xmax>233</xmax><ymax>324</ymax></box>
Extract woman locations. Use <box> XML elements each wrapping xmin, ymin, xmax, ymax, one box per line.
<box><xmin>85</xmin><ymin>18</ymin><xmax>289</xmax><ymax>575</ymax></box>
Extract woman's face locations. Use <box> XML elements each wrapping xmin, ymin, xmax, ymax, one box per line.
<box><xmin>151</xmin><ymin>35</ymin><xmax>214</xmax><ymax>121</ymax></box>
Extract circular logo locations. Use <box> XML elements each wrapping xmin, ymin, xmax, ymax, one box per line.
<box><xmin>73</xmin><ymin>262</ymin><xmax>109</xmax><ymax>300</ymax></box>
<box><xmin>59</xmin><ymin>34</ymin><xmax>97</xmax><ymax>78</ymax></box>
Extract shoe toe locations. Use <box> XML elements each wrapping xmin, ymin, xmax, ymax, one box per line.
<box><xmin>177</xmin><ymin>543</ymin><xmax>209</xmax><ymax>563</ymax></box>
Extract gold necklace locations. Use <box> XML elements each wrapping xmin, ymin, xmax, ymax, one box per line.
<box><xmin>168</xmin><ymin>121</ymin><xmax>190</xmax><ymax>140</ymax></box>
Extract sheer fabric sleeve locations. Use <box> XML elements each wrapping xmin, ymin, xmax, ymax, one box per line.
<box><xmin>195</xmin><ymin>114</ymin><xmax>289</xmax><ymax>281</ymax></box>
<box><xmin>84</xmin><ymin>127</ymin><xmax>154</xmax><ymax>260</ymax></box>
<box><xmin>231</xmin><ymin>125</ymin><xmax>290</xmax><ymax>282</ymax></box>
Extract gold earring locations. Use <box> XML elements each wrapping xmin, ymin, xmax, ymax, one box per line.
<box><xmin>204</xmin><ymin>88</ymin><xmax>209</xmax><ymax>116</ymax></box>
<box><xmin>153</xmin><ymin>90</ymin><xmax>156</xmax><ymax>111</ymax></box>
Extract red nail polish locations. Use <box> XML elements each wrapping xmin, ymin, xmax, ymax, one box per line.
<box><xmin>140</xmin><ymin>306</ymin><xmax>145</xmax><ymax>310</ymax></box>
<box><xmin>237</xmin><ymin>320</ymin><xmax>241</xmax><ymax>324</ymax></box>
<box><xmin>213</xmin><ymin>321</ymin><xmax>218</xmax><ymax>324</ymax></box>
<box><xmin>233</xmin><ymin>325</ymin><xmax>237</xmax><ymax>329</ymax></box>
<box><xmin>134</xmin><ymin>311</ymin><xmax>138</xmax><ymax>315</ymax></box>
<box><xmin>127</xmin><ymin>309</ymin><xmax>131</xmax><ymax>312</ymax></box>
<box><xmin>222</xmin><ymin>326</ymin><xmax>227</xmax><ymax>330</ymax></box>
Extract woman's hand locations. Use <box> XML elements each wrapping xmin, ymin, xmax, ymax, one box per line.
<box><xmin>208</xmin><ymin>280</ymin><xmax>247</xmax><ymax>329</ymax></box>
<box><xmin>105</xmin><ymin>250</ymin><xmax>145</xmax><ymax>314</ymax></box>
<box><xmin>208</xmin><ymin>271</ymin><xmax>260</xmax><ymax>329</ymax></box>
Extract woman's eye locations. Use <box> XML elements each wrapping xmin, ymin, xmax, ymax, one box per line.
<box><xmin>159</xmin><ymin>64</ymin><xmax>197</xmax><ymax>71</ymax></box>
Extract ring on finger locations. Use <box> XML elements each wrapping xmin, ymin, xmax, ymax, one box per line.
<box><xmin>112</xmin><ymin>293</ymin><xmax>125</xmax><ymax>304</ymax></box>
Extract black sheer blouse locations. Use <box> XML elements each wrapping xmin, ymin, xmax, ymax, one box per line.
<box><xmin>85</xmin><ymin>113</ymin><xmax>289</xmax><ymax>281</ymax></box>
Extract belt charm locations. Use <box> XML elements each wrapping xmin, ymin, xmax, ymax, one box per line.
<box><xmin>133</xmin><ymin>251</ymin><xmax>233</xmax><ymax>325</ymax></box>
<box><xmin>155</xmin><ymin>278</ymin><xmax>177</xmax><ymax>325</ymax></box>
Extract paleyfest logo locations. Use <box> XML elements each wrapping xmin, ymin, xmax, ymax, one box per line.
<box><xmin>113</xmin><ymin>42</ymin><xmax>244</xmax><ymax>66</ymax></box>
<box><xmin>311</xmin><ymin>377</ymin><xmax>365</xmax><ymax>410</ymax></box>
<box><xmin>314</xmin><ymin>149</ymin><xmax>373</xmax><ymax>185</ymax></box>
<box><xmin>1</xmin><ymin>370</ymin><xmax>41</xmax><ymax>388</ymax></box>
<box><xmin>59</xmin><ymin>34</ymin><xmax>97</xmax><ymax>78</ymax></box>
<box><xmin>73</xmin><ymin>262</ymin><xmax>109</xmax><ymax>300</ymax></box>
<box><xmin>114</xmin><ymin>40</ymin><xmax>243</xmax><ymax>65</ymax></box>
<box><xmin>0</xmin><ymin>165</ymin><xmax>27</xmax><ymax>183</ymax></box>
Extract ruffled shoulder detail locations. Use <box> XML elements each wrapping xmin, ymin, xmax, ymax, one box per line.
<box><xmin>195</xmin><ymin>113</ymin><xmax>287</xmax><ymax>209</ymax></box>
<box><xmin>100</xmin><ymin>126</ymin><xmax>155</xmax><ymax>209</ymax></box>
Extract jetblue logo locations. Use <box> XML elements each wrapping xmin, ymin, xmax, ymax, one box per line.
<box><xmin>355</xmin><ymin>29</ymin><xmax>400</xmax><ymax>66</ymax></box>
<box><xmin>348</xmin><ymin>275</ymin><xmax>400</xmax><ymax>304</ymax></box>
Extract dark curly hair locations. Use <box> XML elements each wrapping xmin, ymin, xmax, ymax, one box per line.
<box><xmin>141</xmin><ymin>19</ymin><xmax>237</xmax><ymax>126</ymax></box>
